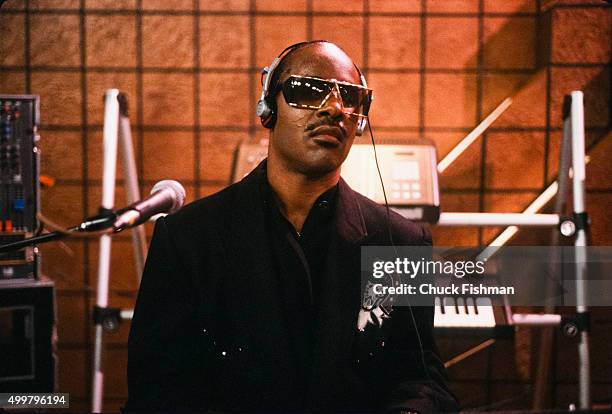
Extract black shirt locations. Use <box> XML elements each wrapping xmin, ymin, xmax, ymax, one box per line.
<box><xmin>261</xmin><ymin>174</ymin><xmax>337</xmax><ymax>309</ymax></box>
<box><xmin>261</xmin><ymin>171</ymin><xmax>337</xmax><ymax>400</ymax></box>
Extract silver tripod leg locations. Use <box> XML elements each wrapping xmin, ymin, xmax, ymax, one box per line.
<box><xmin>91</xmin><ymin>90</ymin><xmax>144</xmax><ymax>412</ymax></box>
<box><xmin>92</xmin><ymin>89</ymin><xmax>120</xmax><ymax>412</ymax></box>
<box><xmin>569</xmin><ymin>91</ymin><xmax>590</xmax><ymax>409</ymax></box>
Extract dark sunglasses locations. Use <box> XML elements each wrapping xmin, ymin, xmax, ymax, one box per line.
<box><xmin>279</xmin><ymin>75</ymin><xmax>372</xmax><ymax>118</ymax></box>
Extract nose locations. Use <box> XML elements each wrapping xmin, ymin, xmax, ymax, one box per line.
<box><xmin>315</xmin><ymin>87</ymin><xmax>345</xmax><ymax>120</ymax></box>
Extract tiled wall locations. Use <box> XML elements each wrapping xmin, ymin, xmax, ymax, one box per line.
<box><xmin>0</xmin><ymin>0</ymin><xmax>610</xmax><ymax>411</ymax></box>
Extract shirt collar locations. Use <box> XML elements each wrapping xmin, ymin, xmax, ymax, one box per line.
<box><xmin>260</xmin><ymin>162</ymin><xmax>338</xmax><ymax>216</ymax></box>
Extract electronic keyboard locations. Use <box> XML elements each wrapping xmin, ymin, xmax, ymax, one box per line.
<box><xmin>433</xmin><ymin>296</ymin><xmax>513</xmax><ymax>337</ymax></box>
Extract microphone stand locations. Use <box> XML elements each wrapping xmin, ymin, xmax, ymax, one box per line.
<box><xmin>0</xmin><ymin>213</ymin><xmax>116</xmax><ymax>254</ymax></box>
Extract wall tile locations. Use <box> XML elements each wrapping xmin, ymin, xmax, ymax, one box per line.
<box><xmin>199</xmin><ymin>0</ymin><xmax>250</xmax><ymax>11</ymax></box>
<box><xmin>199</xmin><ymin>183</ymin><xmax>227</xmax><ymax>197</ymax></box>
<box><xmin>431</xmin><ymin>131</ymin><xmax>482</xmax><ymax>190</ymax></box>
<box><xmin>86</xmin><ymin>71</ymin><xmax>138</xmax><ymax>125</ymax></box>
<box><xmin>199</xmin><ymin>72</ymin><xmax>250</xmax><ymax>126</ymax></box>
<box><xmin>425</xmin><ymin>73</ymin><xmax>477</xmax><ymax>128</ymax></box>
<box><xmin>39</xmin><ymin>240</ymin><xmax>85</xmax><ymax>291</ymax></box>
<box><xmin>142</xmin><ymin>0</ymin><xmax>194</xmax><ymax>10</ymax></box>
<box><xmin>369</xmin><ymin>0</ymin><xmax>421</xmax><ymax>13</ymax></box>
<box><xmin>0</xmin><ymin>14</ymin><xmax>25</xmax><ymax>66</ymax></box>
<box><xmin>311</xmin><ymin>16</ymin><xmax>364</xmax><ymax>67</ymax></box>
<box><xmin>142</xmin><ymin>16</ymin><xmax>195</xmax><ymax>68</ymax></box>
<box><xmin>30</xmin><ymin>14</ymin><xmax>80</xmax><ymax>67</ymax></box>
<box><xmin>427</xmin><ymin>0</ymin><xmax>479</xmax><ymax>13</ymax></box>
<box><xmin>257</xmin><ymin>0</ymin><xmax>306</xmax><ymax>11</ymax></box>
<box><xmin>312</xmin><ymin>0</ymin><xmax>363</xmax><ymax>12</ymax></box>
<box><xmin>550</xmin><ymin>67</ymin><xmax>609</xmax><ymax>128</ymax></box>
<box><xmin>200</xmin><ymin>15</ymin><xmax>250</xmax><ymax>68</ymax></box>
<box><xmin>484</xmin><ymin>0</ymin><xmax>536</xmax><ymax>13</ymax></box>
<box><xmin>30</xmin><ymin>0</ymin><xmax>79</xmax><ymax>9</ymax></box>
<box><xmin>86</xmin><ymin>15</ymin><xmax>137</xmax><ymax>68</ymax></box>
<box><xmin>484</xmin><ymin>16</ymin><xmax>536</xmax><ymax>69</ymax></box>
<box><xmin>85</xmin><ymin>0</ymin><xmax>136</xmax><ymax>9</ymax></box>
<box><xmin>56</xmin><ymin>295</ymin><xmax>87</xmax><ymax>344</ymax></box>
<box><xmin>142</xmin><ymin>130</ymin><xmax>195</xmax><ymax>181</ymax></box>
<box><xmin>143</xmin><ymin>15</ymin><xmax>194</xmax><ymax>68</ymax></box>
<box><xmin>485</xmin><ymin>131</ymin><xmax>545</xmax><ymax>189</ymax></box>
<box><xmin>552</xmin><ymin>8</ymin><xmax>611</xmax><ymax>64</ymax></box>
<box><xmin>142</xmin><ymin>72</ymin><xmax>194</xmax><ymax>125</ymax></box>
<box><xmin>549</xmin><ymin>0</ymin><xmax>604</xmax><ymax>5</ymax></box>
<box><xmin>0</xmin><ymin>70</ymin><xmax>26</xmax><ymax>94</ymax></box>
<box><xmin>426</xmin><ymin>17</ymin><xmax>479</xmax><ymax>69</ymax></box>
<box><xmin>31</xmin><ymin>72</ymin><xmax>82</xmax><ymax>125</ymax></box>
<box><xmin>585</xmin><ymin>131</ymin><xmax>612</xmax><ymax>189</ymax></box>
<box><xmin>369</xmin><ymin>17</ymin><xmax>420</xmax><ymax>69</ymax></box>
<box><xmin>40</xmin><ymin>183</ymin><xmax>84</xmax><ymax>225</ymax></box>
<box><xmin>38</xmin><ymin>130</ymin><xmax>83</xmax><ymax>180</ymax></box>
<box><xmin>546</xmin><ymin>130</ymin><xmax>561</xmax><ymax>184</ymax></box>
<box><xmin>482</xmin><ymin>71</ymin><xmax>547</xmax><ymax>128</ymax></box>
<box><xmin>587</xmin><ymin>193</ymin><xmax>612</xmax><ymax>247</ymax></box>
<box><xmin>88</xmin><ymin>239</ymin><xmax>140</xmax><ymax>292</ymax></box>
<box><xmin>255</xmin><ymin>16</ymin><xmax>307</xmax><ymax>67</ymax></box>
<box><xmin>56</xmin><ymin>349</ymin><xmax>87</xmax><ymax>398</ymax></box>
<box><xmin>200</xmin><ymin>131</ymin><xmax>245</xmax><ymax>182</ymax></box>
<box><xmin>367</xmin><ymin>72</ymin><xmax>420</xmax><ymax>127</ymax></box>
<box><xmin>102</xmin><ymin>348</ymin><xmax>129</xmax><ymax>398</ymax></box>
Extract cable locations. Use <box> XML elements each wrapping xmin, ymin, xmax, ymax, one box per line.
<box><xmin>367</xmin><ymin>121</ymin><xmax>435</xmax><ymax>393</ymax></box>
<box><xmin>367</xmin><ymin>121</ymin><xmax>395</xmax><ymax>252</ymax></box>
<box><xmin>37</xmin><ymin>212</ymin><xmax>112</xmax><ymax>238</ymax></box>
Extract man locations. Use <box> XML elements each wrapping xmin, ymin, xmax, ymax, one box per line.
<box><xmin>126</xmin><ymin>41</ymin><xmax>458</xmax><ymax>412</ymax></box>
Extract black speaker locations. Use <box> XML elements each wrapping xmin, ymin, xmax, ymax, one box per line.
<box><xmin>0</xmin><ymin>277</ymin><xmax>56</xmax><ymax>392</ymax></box>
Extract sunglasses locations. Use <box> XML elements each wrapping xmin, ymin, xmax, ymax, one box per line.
<box><xmin>278</xmin><ymin>75</ymin><xmax>372</xmax><ymax>118</ymax></box>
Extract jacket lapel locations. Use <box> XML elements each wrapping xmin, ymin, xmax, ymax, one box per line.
<box><xmin>221</xmin><ymin>162</ymin><xmax>291</xmax><ymax>361</ymax></box>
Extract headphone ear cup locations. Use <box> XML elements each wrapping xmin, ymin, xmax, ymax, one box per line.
<box><xmin>259</xmin><ymin>98</ymin><xmax>276</xmax><ymax>129</ymax></box>
<box><xmin>260</xmin><ymin>111</ymin><xmax>275</xmax><ymax>129</ymax></box>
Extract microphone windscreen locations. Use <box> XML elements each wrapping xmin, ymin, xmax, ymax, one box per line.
<box><xmin>151</xmin><ymin>180</ymin><xmax>186</xmax><ymax>214</ymax></box>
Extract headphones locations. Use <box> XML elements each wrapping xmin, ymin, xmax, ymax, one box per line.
<box><xmin>255</xmin><ymin>40</ymin><xmax>371</xmax><ymax>136</ymax></box>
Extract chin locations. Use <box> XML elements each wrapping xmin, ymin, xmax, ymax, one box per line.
<box><xmin>297</xmin><ymin>153</ymin><xmax>345</xmax><ymax>178</ymax></box>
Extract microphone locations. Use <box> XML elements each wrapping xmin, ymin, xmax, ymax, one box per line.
<box><xmin>112</xmin><ymin>180</ymin><xmax>186</xmax><ymax>232</ymax></box>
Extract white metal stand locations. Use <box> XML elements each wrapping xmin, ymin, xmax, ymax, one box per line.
<box><xmin>91</xmin><ymin>89</ymin><xmax>146</xmax><ymax>412</ymax></box>
<box><xmin>395</xmin><ymin>91</ymin><xmax>591</xmax><ymax>409</ymax></box>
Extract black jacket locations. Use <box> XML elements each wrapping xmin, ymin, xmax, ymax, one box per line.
<box><xmin>126</xmin><ymin>162</ymin><xmax>458</xmax><ymax>413</ymax></box>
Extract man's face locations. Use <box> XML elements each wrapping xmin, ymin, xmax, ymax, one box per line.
<box><xmin>269</xmin><ymin>43</ymin><xmax>363</xmax><ymax>178</ymax></box>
